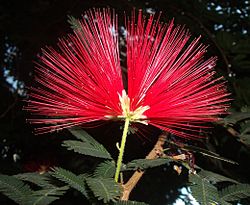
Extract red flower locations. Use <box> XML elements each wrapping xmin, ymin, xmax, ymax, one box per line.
<box><xmin>26</xmin><ymin>9</ymin><xmax>229</xmax><ymax>138</ymax></box>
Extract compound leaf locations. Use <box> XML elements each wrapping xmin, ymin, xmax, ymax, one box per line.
<box><xmin>220</xmin><ymin>184</ymin><xmax>250</xmax><ymax>202</ymax></box>
<box><xmin>124</xmin><ymin>158</ymin><xmax>172</xmax><ymax>171</ymax></box>
<box><xmin>63</xmin><ymin>128</ymin><xmax>112</xmax><ymax>159</ymax></box>
<box><xmin>86</xmin><ymin>177</ymin><xmax>121</xmax><ymax>203</ymax></box>
<box><xmin>50</xmin><ymin>167</ymin><xmax>88</xmax><ymax>198</ymax></box>
<box><xmin>0</xmin><ymin>174</ymin><xmax>32</xmax><ymax>205</ymax></box>
<box><xmin>94</xmin><ymin>160</ymin><xmax>116</xmax><ymax>178</ymax></box>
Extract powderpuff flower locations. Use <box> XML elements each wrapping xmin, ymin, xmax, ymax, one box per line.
<box><xmin>26</xmin><ymin>8</ymin><xmax>229</xmax><ymax>139</ymax></box>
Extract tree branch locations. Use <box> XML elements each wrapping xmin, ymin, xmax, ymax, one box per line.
<box><xmin>121</xmin><ymin>133</ymin><xmax>168</xmax><ymax>200</ymax></box>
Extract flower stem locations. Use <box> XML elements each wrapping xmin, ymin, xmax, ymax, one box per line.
<box><xmin>115</xmin><ymin>117</ymin><xmax>130</xmax><ymax>182</ymax></box>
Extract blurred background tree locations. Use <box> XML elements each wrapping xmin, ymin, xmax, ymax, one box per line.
<box><xmin>0</xmin><ymin>0</ymin><xmax>250</xmax><ymax>204</ymax></box>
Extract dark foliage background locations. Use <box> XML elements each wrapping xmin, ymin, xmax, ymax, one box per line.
<box><xmin>0</xmin><ymin>0</ymin><xmax>250</xmax><ymax>204</ymax></box>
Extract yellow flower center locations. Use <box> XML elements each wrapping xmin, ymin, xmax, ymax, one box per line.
<box><xmin>118</xmin><ymin>90</ymin><xmax>150</xmax><ymax>124</ymax></box>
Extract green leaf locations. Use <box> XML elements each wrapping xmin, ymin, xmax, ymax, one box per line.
<box><xmin>239</xmin><ymin>134</ymin><xmax>250</xmax><ymax>145</ymax></box>
<box><xmin>123</xmin><ymin>158</ymin><xmax>172</xmax><ymax>171</ymax></box>
<box><xmin>94</xmin><ymin>160</ymin><xmax>116</xmax><ymax>178</ymax></box>
<box><xmin>223</xmin><ymin>113</ymin><xmax>250</xmax><ymax>146</ymax></box>
<box><xmin>63</xmin><ymin>140</ymin><xmax>112</xmax><ymax>159</ymax></box>
<box><xmin>67</xmin><ymin>15</ymin><xmax>81</xmax><ymax>30</ymax></box>
<box><xmin>240</xmin><ymin>121</ymin><xmax>250</xmax><ymax>134</ymax></box>
<box><xmin>63</xmin><ymin>128</ymin><xmax>112</xmax><ymax>159</ymax></box>
<box><xmin>198</xmin><ymin>169</ymin><xmax>239</xmax><ymax>184</ymax></box>
<box><xmin>14</xmin><ymin>172</ymin><xmax>53</xmax><ymax>188</ymax></box>
<box><xmin>50</xmin><ymin>167</ymin><xmax>88</xmax><ymax>198</ymax></box>
<box><xmin>86</xmin><ymin>177</ymin><xmax>121</xmax><ymax>203</ymax></box>
<box><xmin>113</xmin><ymin>200</ymin><xmax>149</xmax><ymax>205</ymax></box>
<box><xmin>223</xmin><ymin>112</ymin><xmax>250</xmax><ymax>125</ymax></box>
<box><xmin>24</xmin><ymin>186</ymin><xmax>68</xmax><ymax>205</ymax></box>
<box><xmin>0</xmin><ymin>174</ymin><xmax>32</xmax><ymax>205</ymax></box>
<box><xmin>69</xmin><ymin>128</ymin><xmax>97</xmax><ymax>144</ymax></box>
<box><xmin>189</xmin><ymin>174</ymin><xmax>225</xmax><ymax>205</ymax></box>
<box><xmin>220</xmin><ymin>184</ymin><xmax>250</xmax><ymax>202</ymax></box>
<box><xmin>239</xmin><ymin>121</ymin><xmax>250</xmax><ymax>145</ymax></box>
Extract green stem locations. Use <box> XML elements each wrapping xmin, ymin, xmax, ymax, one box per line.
<box><xmin>115</xmin><ymin>118</ymin><xmax>130</xmax><ymax>182</ymax></box>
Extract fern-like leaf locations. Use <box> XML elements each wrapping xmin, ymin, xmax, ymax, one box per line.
<box><xmin>86</xmin><ymin>177</ymin><xmax>121</xmax><ymax>203</ymax></box>
<box><xmin>94</xmin><ymin>160</ymin><xmax>116</xmax><ymax>178</ymax></box>
<box><xmin>0</xmin><ymin>174</ymin><xmax>32</xmax><ymax>205</ymax></box>
<box><xmin>50</xmin><ymin>167</ymin><xmax>88</xmax><ymax>198</ymax></box>
<box><xmin>63</xmin><ymin>128</ymin><xmax>112</xmax><ymax>159</ymax></box>
<box><xmin>219</xmin><ymin>184</ymin><xmax>250</xmax><ymax>202</ymax></box>
<box><xmin>14</xmin><ymin>172</ymin><xmax>53</xmax><ymax>188</ymax></box>
<box><xmin>24</xmin><ymin>186</ymin><xmax>68</xmax><ymax>205</ymax></box>
<box><xmin>197</xmin><ymin>169</ymin><xmax>239</xmax><ymax>184</ymax></box>
<box><xmin>223</xmin><ymin>112</ymin><xmax>250</xmax><ymax>125</ymax></box>
<box><xmin>63</xmin><ymin>140</ymin><xmax>112</xmax><ymax>159</ymax></box>
<box><xmin>189</xmin><ymin>174</ymin><xmax>221</xmax><ymax>205</ymax></box>
<box><xmin>123</xmin><ymin>158</ymin><xmax>172</xmax><ymax>171</ymax></box>
<box><xmin>68</xmin><ymin>128</ymin><xmax>97</xmax><ymax>143</ymax></box>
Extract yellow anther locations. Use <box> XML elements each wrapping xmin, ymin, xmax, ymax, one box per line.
<box><xmin>118</xmin><ymin>90</ymin><xmax>150</xmax><ymax>124</ymax></box>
